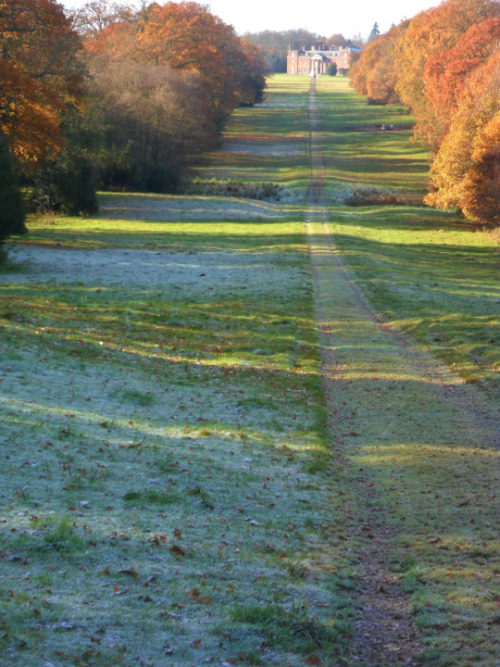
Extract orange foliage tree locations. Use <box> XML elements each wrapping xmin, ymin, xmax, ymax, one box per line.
<box><xmin>133</xmin><ymin>1</ymin><xmax>266</xmax><ymax>128</ymax></box>
<box><xmin>82</xmin><ymin>1</ymin><xmax>266</xmax><ymax>191</ymax></box>
<box><xmin>350</xmin><ymin>21</ymin><xmax>408</xmax><ymax>104</ymax></box>
<box><xmin>425</xmin><ymin>49</ymin><xmax>500</xmax><ymax>225</ymax></box>
<box><xmin>349</xmin><ymin>0</ymin><xmax>500</xmax><ymax>226</ymax></box>
<box><xmin>424</xmin><ymin>17</ymin><xmax>500</xmax><ymax>148</ymax></box>
<box><xmin>394</xmin><ymin>0</ymin><xmax>500</xmax><ymax>152</ymax></box>
<box><xmin>0</xmin><ymin>0</ymin><xmax>84</xmax><ymax>163</ymax></box>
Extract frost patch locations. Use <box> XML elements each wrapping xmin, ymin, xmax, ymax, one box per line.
<box><xmin>99</xmin><ymin>194</ymin><xmax>289</xmax><ymax>221</ymax></box>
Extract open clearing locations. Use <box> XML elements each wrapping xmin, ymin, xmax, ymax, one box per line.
<box><xmin>1</xmin><ymin>75</ymin><xmax>499</xmax><ymax>666</ymax></box>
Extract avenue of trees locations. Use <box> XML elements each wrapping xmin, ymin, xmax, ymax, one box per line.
<box><xmin>349</xmin><ymin>0</ymin><xmax>500</xmax><ymax>226</ymax></box>
<box><xmin>0</xmin><ymin>0</ymin><xmax>267</xmax><ymax>242</ymax></box>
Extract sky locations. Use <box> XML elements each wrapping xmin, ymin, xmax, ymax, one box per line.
<box><xmin>61</xmin><ymin>0</ymin><xmax>441</xmax><ymax>40</ymax></box>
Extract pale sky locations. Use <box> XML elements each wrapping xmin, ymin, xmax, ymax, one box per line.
<box><xmin>61</xmin><ymin>0</ymin><xmax>441</xmax><ymax>40</ymax></box>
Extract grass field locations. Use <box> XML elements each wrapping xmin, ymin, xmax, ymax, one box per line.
<box><xmin>1</xmin><ymin>75</ymin><xmax>499</xmax><ymax>666</ymax></box>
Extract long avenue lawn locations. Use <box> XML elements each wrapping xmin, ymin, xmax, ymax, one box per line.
<box><xmin>1</xmin><ymin>75</ymin><xmax>499</xmax><ymax>666</ymax></box>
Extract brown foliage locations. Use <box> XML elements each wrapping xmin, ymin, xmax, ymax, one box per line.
<box><xmin>134</xmin><ymin>1</ymin><xmax>265</xmax><ymax>125</ymax></box>
<box><xmin>0</xmin><ymin>0</ymin><xmax>84</xmax><ymax>162</ymax></box>
<box><xmin>349</xmin><ymin>0</ymin><xmax>500</xmax><ymax>226</ymax></box>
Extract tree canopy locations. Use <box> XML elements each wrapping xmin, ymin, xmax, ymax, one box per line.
<box><xmin>0</xmin><ymin>0</ymin><xmax>84</xmax><ymax>163</ymax></box>
<box><xmin>349</xmin><ymin>0</ymin><xmax>500</xmax><ymax>226</ymax></box>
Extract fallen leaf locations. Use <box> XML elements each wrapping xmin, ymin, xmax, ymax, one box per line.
<box><xmin>170</xmin><ymin>544</ymin><xmax>185</xmax><ymax>556</ymax></box>
<box><xmin>190</xmin><ymin>588</ymin><xmax>212</xmax><ymax>605</ymax></box>
<box><xmin>306</xmin><ymin>656</ymin><xmax>322</xmax><ymax>665</ymax></box>
<box><xmin>119</xmin><ymin>568</ymin><xmax>139</xmax><ymax>580</ymax></box>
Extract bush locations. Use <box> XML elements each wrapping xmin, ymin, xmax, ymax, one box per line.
<box><xmin>326</xmin><ymin>63</ymin><xmax>338</xmax><ymax>76</ymax></box>
<box><xmin>29</xmin><ymin>151</ymin><xmax>98</xmax><ymax>216</ymax></box>
<box><xmin>190</xmin><ymin>179</ymin><xmax>282</xmax><ymax>201</ymax></box>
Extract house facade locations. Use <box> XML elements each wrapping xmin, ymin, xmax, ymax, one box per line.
<box><xmin>287</xmin><ymin>45</ymin><xmax>361</xmax><ymax>75</ymax></box>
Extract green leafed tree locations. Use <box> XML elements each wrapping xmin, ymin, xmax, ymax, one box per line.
<box><xmin>369</xmin><ymin>22</ymin><xmax>380</xmax><ymax>41</ymax></box>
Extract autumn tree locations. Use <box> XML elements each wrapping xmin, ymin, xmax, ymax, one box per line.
<box><xmin>394</xmin><ymin>0</ymin><xmax>500</xmax><ymax>151</ymax></box>
<box><xmin>71</xmin><ymin>0</ymin><xmax>133</xmax><ymax>37</ymax></box>
<box><xmin>133</xmin><ymin>1</ymin><xmax>265</xmax><ymax>129</ymax></box>
<box><xmin>350</xmin><ymin>21</ymin><xmax>408</xmax><ymax>103</ymax></box>
<box><xmin>232</xmin><ymin>39</ymin><xmax>267</xmax><ymax>106</ymax></box>
<box><xmin>349</xmin><ymin>37</ymin><xmax>381</xmax><ymax>96</ymax></box>
<box><xmin>349</xmin><ymin>0</ymin><xmax>500</xmax><ymax>226</ymax></box>
<box><xmin>424</xmin><ymin>17</ymin><xmax>500</xmax><ymax>146</ymax></box>
<box><xmin>89</xmin><ymin>56</ymin><xmax>218</xmax><ymax>191</ymax></box>
<box><xmin>425</xmin><ymin>49</ymin><xmax>500</xmax><ymax>226</ymax></box>
<box><xmin>82</xmin><ymin>1</ymin><xmax>266</xmax><ymax>191</ymax></box>
<box><xmin>0</xmin><ymin>0</ymin><xmax>84</xmax><ymax>163</ymax></box>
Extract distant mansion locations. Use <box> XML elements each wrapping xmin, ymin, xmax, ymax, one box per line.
<box><xmin>287</xmin><ymin>45</ymin><xmax>362</xmax><ymax>76</ymax></box>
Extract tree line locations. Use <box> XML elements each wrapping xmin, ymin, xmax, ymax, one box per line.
<box><xmin>0</xmin><ymin>0</ymin><xmax>267</xmax><ymax>244</ymax></box>
<box><xmin>349</xmin><ymin>0</ymin><xmax>500</xmax><ymax>227</ymax></box>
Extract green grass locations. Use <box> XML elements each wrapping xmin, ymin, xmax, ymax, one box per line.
<box><xmin>0</xmin><ymin>74</ymin><xmax>499</xmax><ymax>666</ymax></box>
<box><xmin>327</xmin><ymin>207</ymin><xmax>499</xmax><ymax>393</ymax></box>
<box><xmin>309</xmin><ymin>77</ymin><xmax>500</xmax><ymax>666</ymax></box>
<box><xmin>0</xmin><ymin>220</ymin><xmax>353</xmax><ymax>663</ymax></box>
<box><xmin>0</xmin><ymin>78</ymin><xmax>352</xmax><ymax>663</ymax></box>
<box><xmin>310</xmin><ymin>78</ymin><xmax>499</xmax><ymax>396</ymax></box>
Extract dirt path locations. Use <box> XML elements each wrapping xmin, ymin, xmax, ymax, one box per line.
<box><xmin>305</xmin><ymin>79</ymin><xmax>499</xmax><ymax>665</ymax></box>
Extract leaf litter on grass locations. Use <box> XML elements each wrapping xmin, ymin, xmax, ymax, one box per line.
<box><xmin>0</xmin><ymin>216</ymin><xmax>354</xmax><ymax>664</ymax></box>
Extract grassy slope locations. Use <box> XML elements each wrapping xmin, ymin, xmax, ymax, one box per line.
<box><xmin>1</xmin><ymin>74</ymin><xmax>499</xmax><ymax>666</ymax></box>
<box><xmin>0</xmin><ymin>78</ymin><xmax>352</xmax><ymax>666</ymax></box>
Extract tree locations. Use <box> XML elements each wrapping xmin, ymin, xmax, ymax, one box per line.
<box><xmin>394</xmin><ymin>0</ymin><xmax>500</xmax><ymax>151</ymax></box>
<box><xmin>0</xmin><ymin>137</ymin><xmax>26</xmax><ymax>247</ymax></box>
<box><xmin>326</xmin><ymin>63</ymin><xmax>338</xmax><ymax>76</ymax></box>
<box><xmin>424</xmin><ymin>18</ymin><xmax>500</xmax><ymax>147</ymax></box>
<box><xmin>365</xmin><ymin>22</ymin><xmax>408</xmax><ymax>104</ymax></box>
<box><xmin>425</xmin><ymin>49</ymin><xmax>500</xmax><ymax>226</ymax></box>
<box><xmin>368</xmin><ymin>22</ymin><xmax>380</xmax><ymax>41</ymax></box>
<box><xmin>326</xmin><ymin>33</ymin><xmax>348</xmax><ymax>47</ymax></box>
<box><xmin>232</xmin><ymin>39</ymin><xmax>267</xmax><ymax>105</ymax></box>
<box><xmin>460</xmin><ymin>113</ymin><xmax>500</xmax><ymax>226</ymax></box>
<box><xmin>0</xmin><ymin>0</ymin><xmax>84</xmax><ymax>164</ymax></box>
<box><xmin>71</xmin><ymin>0</ymin><xmax>133</xmax><ymax>37</ymax></box>
<box><xmin>350</xmin><ymin>21</ymin><xmax>408</xmax><ymax>103</ymax></box>
<box><xmin>90</xmin><ymin>57</ymin><xmax>217</xmax><ymax>190</ymax></box>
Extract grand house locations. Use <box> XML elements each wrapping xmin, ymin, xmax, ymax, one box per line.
<box><xmin>287</xmin><ymin>45</ymin><xmax>362</xmax><ymax>76</ymax></box>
